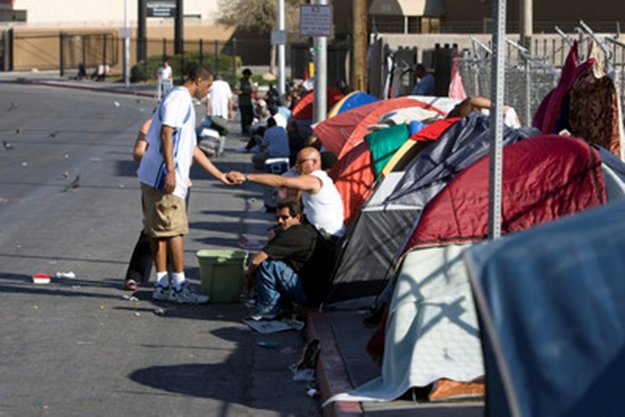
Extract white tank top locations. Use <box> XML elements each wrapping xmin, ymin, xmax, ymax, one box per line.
<box><xmin>302</xmin><ymin>170</ymin><xmax>345</xmax><ymax>237</ymax></box>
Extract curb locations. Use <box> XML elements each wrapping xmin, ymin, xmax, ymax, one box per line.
<box><xmin>307</xmin><ymin>309</ymin><xmax>364</xmax><ymax>417</ymax></box>
<box><xmin>15</xmin><ymin>79</ymin><xmax>156</xmax><ymax>98</ymax></box>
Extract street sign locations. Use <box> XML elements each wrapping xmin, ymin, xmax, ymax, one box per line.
<box><xmin>271</xmin><ymin>29</ymin><xmax>287</xmax><ymax>46</ymax></box>
<box><xmin>119</xmin><ymin>27</ymin><xmax>131</xmax><ymax>39</ymax></box>
<box><xmin>300</xmin><ymin>4</ymin><xmax>333</xmax><ymax>37</ymax></box>
<box><xmin>147</xmin><ymin>0</ymin><xmax>176</xmax><ymax>18</ymax></box>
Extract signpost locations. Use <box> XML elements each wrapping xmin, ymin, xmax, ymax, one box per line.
<box><xmin>301</xmin><ymin>3</ymin><xmax>333</xmax><ymax>123</ymax></box>
<box><xmin>488</xmin><ymin>0</ymin><xmax>506</xmax><ymax>240</ymax></box>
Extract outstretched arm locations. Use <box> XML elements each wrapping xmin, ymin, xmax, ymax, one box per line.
<box><xmin>193</xmin><ymin>146</ymin><xmax>232</xmax><ymax>185</ymax></box>
<box><xmin>226</xmin><ymin>171</ymin><xmax>322</xmax><ymax>193</ymax></box>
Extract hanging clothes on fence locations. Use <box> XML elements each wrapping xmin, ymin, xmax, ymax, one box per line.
<box><xmin>532</xmin><ymin>41</ymin><xmax>595</xmax><ymax>134</ymax></box>
<box><xmin>569</xmin><ymin>66</ymin><xmax>621</xmax><ymax>157</ymax></box>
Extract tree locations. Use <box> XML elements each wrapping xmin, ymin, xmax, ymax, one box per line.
<box><xmin>218</xmin><ymin>0</ymin><xmax>307</xmax><ymax>73</ymax></box>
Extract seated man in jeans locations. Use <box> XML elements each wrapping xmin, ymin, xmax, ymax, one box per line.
<box><xmin>246</xmin><ymin>199</ymin><xmax>335</xmax><ymax>320</ymax></box>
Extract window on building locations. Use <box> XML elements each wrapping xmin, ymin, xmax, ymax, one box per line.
<box><xmin>421</xmin><ymin>17</ymin><xmax>441</xmax><ymax>34</ymax></box>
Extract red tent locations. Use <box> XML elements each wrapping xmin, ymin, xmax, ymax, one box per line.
<box><xmin>313</xmin><ymin>97</ymin><xmax>445</xmax><ymax>159</ymax></box>
<box><xmin>291</xmin><ymin>87</ymin><xmax>344</xmax><ymax>121</ymax></box>
<box><xmin>329</xmin><ymin>141</ymin><xmax>375</xmax><ymax>226</ymax></box>
<box><xmin>405</xmin><ymin>135</ymin><xmax>606</xmax><ymax>251</ymax></box>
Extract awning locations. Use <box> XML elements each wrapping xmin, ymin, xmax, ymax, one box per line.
<box><xmin>368</xmin><ymin>0</ymin><xmax>445</xmax><ymax>17</ymax></box>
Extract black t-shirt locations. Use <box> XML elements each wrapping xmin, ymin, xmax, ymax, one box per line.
<box><xmin>263</xmin><ymin>223</ymin><xmax>335</xmax><ymax>305</ymax></box>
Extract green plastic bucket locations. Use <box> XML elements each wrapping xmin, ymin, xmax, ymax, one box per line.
<box><xmin>196</xmin><ymin>249</ymin><xmax>248</xmax><ymax>303</ymax></box>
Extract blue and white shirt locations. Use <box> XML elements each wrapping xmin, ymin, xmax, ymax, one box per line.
<box><xmin>137</xmin><ymin>87</ymin><xmax>196</xmax><ymax>199</ymax></box>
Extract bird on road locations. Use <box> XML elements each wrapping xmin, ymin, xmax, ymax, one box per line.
<box><xmin>49</xmin><ymin>131</ymin><xmax>59</xmax><ymax>138</ymax></box>
<box><xmin>64</xmin><ymin>175</ymin><xmax>80</xmax><ymax>192</ymax></box>
<box><xmin>3</xmin><ymin>140</ymin><xmax>13</xmax><ymax>150</ymax></box>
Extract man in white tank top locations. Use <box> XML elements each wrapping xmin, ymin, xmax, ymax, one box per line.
<box><xmin>227</xmin><ymin>147</ymin><xmax>345</xmax><ymax>238</ymax></box>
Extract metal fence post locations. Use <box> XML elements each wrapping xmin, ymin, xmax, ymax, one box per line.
<box><xmin>2</xmin><ymin>29</ymin><xmax>12</xmax><ymax>72</ymax></box>
<box><xmin>199</xmin><ymin>38</ymin><xmax>203</xmax><ymax>65</ymax></box>
<box><xmin>59</xmin><ymin>31</ymin><xmax>65</xmax><ymax>77</ymax></box>
<box><xmin>488</xmin><ymin>0</ymin><xmax>506</xmax><ymax>240</ymax></box>
<box><xmin>231</xmin><ymin>37</ymin><xmax>237</xmax><ymax>83</ymax></box>
<box><xmin>81</xmin><ymin>35</ymin><xmax>86</xmax><ymax>68</ymax></box>
<box><xmin>180</xmin><ymin>41</ymin><xmax>184</xmax><ymax>84</ymax></box>
<box><xmin>143</xmin><ymin>38</ymin><xmax>148</xmax><ymax>80</ymax></box>
<box><xmin>102</xmin><ymin>34</ymin><xmax>107</xmax><ymax>70</ymax></box>
<box><xmin>524</xmin><ymin>53</ymin><xmax>532</xmax><ymax>126</ymax></box>
<box><xmin>214</xmin><ymin>40</ymin><xmax>218</xmax><ymax>76</ymax></box>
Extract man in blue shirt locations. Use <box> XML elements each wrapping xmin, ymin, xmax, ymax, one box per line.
<box><xmin>411</xmin><ymin>64</ymin><xmax>436</xmax><ymax>96</ymax></box>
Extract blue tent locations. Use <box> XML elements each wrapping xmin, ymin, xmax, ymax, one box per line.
<box><xmin>328</xmin><ymin>91</ymin><xmax>379</xmax><ymax>117</ymax></box>
<box><xmin>465</xmin><ymin>199</ymin><xmax>625</xmax><ymax>417</ymax></box>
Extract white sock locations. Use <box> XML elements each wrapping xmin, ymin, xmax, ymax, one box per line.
<box><xmin>171</xmin><ymin>272</ymin><xmax>186</xmax><ymax>290</ymax></box>
<box><xmin>156</xmin><ymin>271</ymin><xmax>169</xmax><ymax>288</ymax></box>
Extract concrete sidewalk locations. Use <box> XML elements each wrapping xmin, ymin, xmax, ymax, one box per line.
<box><xmin>1</xmin><ymin>72</ymin><xmax>485</xmax><ymax>417</ymax></box>
<box><xmin>309</xmin><ymin>310</ymin><xmax>484</xmax><ymax>417</ymax></box>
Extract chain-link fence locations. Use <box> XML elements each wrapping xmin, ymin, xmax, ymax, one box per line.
<box><xmin>456</xmin><ymin>34</ymin><xmax>625</xmax><ymax>126</ymax></box>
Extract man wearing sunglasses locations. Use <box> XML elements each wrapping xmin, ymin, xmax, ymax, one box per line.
<box><xmin>227</xmin><ymin>146</ymin><xmax>345</xmax><ymax>240</ymax></box>
<box><xmin>245</xmin><ymin>199</ymin><xmax>335</xmax><ymax>320</ymax></box>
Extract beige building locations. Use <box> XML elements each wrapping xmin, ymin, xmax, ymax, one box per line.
<box><xmin>1</xmin><ymin>0</ymin><xmax>237</xmax><ymax>72</ymax></box>
<box><xmin>3</xmin><ymin>0</ymin><xmax>222</xmax><ymax>26</ymax></box>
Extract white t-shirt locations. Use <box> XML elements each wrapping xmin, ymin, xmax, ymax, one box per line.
<box><xmin>302</xmin><ymin>170</ymin><xmax>346</xmax><ymax>237</ymax></box>
<box><xmin>272</xmin><ymin>112</ymin><xmax>288</xmax><ymax>129</ymax></box>
<box><xmin>207</xmin><ymin>79</ymin><xmax>233</xmax><ymax>118</ymax></box>
<box><xmin>137</xmin><ymin>87</ymin><xmax>196</xmax><ymax>199</ymax></box>
<box><xmin>158</xmin><ymin>64</ymin><xmax>172</xmax><ymax>81</ymax></box>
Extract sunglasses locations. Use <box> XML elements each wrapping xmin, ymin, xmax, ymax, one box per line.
<box><xmin>277</xmin><ymin>214</ymin><xmax>291</xmax><ymax>221</ymax></box>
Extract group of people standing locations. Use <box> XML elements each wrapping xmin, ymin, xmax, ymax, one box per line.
<box><xmin>124</xmin><ymin>64</ymin><xmax>345</xmax><ymax>320</ymax></box>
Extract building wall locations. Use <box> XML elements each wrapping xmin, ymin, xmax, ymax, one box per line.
<box><xmin>10</xmin><ymin>24</ymin><xmax>235</xmax><ymax>71</ymax></box>
<box><xmin>11</xmin><ymin>0</ymin><xmax>221</xmax><ymax>26</ymax></box>
<box><xmin>442</xmin><ymin>0</ymin><xmax>625</xmax><ymax>33</ymax></box>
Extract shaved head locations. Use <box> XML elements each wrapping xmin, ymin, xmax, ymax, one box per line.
<box><xmin>296</xmin><ymin>147</ymin><xmax>321</xmax><ymax>174</ymax></box>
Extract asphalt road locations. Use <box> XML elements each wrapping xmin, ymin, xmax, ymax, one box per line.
<box><xmin>0</xmin><ymin>83</ymin><xmax>320</xmax><ymax>417</ymax></box>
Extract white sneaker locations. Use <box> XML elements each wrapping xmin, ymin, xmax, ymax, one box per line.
<box><xmin>168</xmin><ymin>283</ymin><xmax>209</xmax><ymax>304</ymax></box>
<box><xmin>152</xmin><ymin>284</ymin><xmax>170</xmax><ymax>301</ymax></box>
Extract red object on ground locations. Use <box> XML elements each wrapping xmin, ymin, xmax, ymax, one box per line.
<box><xmin>32</xmin><ymin>273</ymin><xmax>51</xmax><ymax>284</ymax></box>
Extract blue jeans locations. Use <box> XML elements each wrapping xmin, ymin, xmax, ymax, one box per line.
<box><xmin>255</xmin><ymin>260</ymin><xmax>309</xmax><ymax>318</ymax></box>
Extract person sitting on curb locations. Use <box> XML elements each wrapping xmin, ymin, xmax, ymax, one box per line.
<box><xmin>245</xmin><ymin>199</ymin><xmax>336</xmax><ymax>320</ymax></box>
<box><xmin>251</xmin><ymin>116</ymin><xmax>290</xmax><ymax>170</ymax></box>
<box><xmin>228</xmin><ymin>147</ymin><xmax>346</xmax><ymax>240</ymax></box>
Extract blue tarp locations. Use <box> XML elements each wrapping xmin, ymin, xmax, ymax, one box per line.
<box><xmin>465</xmin><ymin>199</ymin><xmax>625</xmax><ymax>417</ymax></box>
<box><xmin>336</xmin><ymin>91</ymin><xmax>378</xmax><ymax>115</ymax></box>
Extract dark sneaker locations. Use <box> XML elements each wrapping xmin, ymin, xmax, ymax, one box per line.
<box><xmin>168</xmin><ymin>283</ymin><xmax>209</xmax><ymax>304</ymax></box>
<box><xmin>152</xmin><ymin>284</ymin><xmax>170</xmax><ymax>301</ymax></box>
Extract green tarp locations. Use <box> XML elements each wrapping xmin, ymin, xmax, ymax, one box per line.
<box><xmin>364</xmin><ymin>124</ymin><xmax>410</xmax><ymax>178</ymax></box>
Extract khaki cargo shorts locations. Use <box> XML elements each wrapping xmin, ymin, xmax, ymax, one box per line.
<box><xmin>141</xmin><ymin>183</ymin><xmax>188</xmax><ymax>238</ymax></box>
